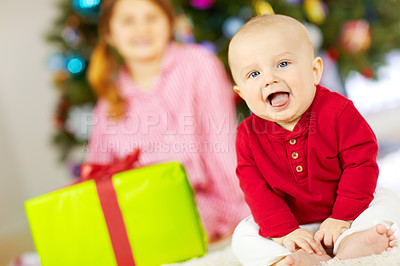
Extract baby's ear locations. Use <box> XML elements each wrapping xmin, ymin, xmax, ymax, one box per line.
<box><xmin>233</xmin><ymin>85</ymin><xmax>242</xmax><ymax>98</ymax></box>
<box><xmin>312</xmin><ymin>57</ymin><xmax>323</xmax><ymax>85</ymax></box>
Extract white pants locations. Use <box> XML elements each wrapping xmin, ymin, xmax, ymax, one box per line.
<box><xmin>232</xmin><ymin>187</ymin><xmax>400</xmax><ymax>266</ymax></box>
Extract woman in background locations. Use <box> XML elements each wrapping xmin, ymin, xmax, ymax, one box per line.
<box><xmin>86</xmin><ymin>0</ymin><xmax>250</xmax><ymax>243</ymax></box>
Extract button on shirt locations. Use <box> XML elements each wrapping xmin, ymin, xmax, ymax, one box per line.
<box><xmin>236</xmin><ymin>85</ymin><xmax>379</xmax><ymax>238</ymax></box>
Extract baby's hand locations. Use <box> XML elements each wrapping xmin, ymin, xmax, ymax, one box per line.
<box><xmin>273</xmin><ymin>228</ymin><xmax>324</xmax><ymax>255</ymax></box>
<box><xmin>314</xmin><ymin>218</ymin><xmax>352</xmax><ymax>248</ymax></box>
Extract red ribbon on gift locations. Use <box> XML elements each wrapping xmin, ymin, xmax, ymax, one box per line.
<box><xmin>80</xmin><ymin>148</ymin><xmax>140</xmax><ymax>266</ymax></box>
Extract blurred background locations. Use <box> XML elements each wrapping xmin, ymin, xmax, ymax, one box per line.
<box><xmin>1</xmin><ymin>0</ymin><xmax>400</xmax><ymax>264</ymax></box>
<box><xmin>0</xmin><ymin>1</ymin><xmax>71</xmax><ymax>265</ymax></box>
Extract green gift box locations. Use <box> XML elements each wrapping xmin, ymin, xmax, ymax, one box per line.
<box><xmin>25</xmin><ymin>161</ymin><xmax>207</xmax><ymax>266</ymax></box>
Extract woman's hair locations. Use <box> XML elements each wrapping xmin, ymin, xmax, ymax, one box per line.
<box><xmin>87</xmin><ymin>0</ymin><xmax>175</xmax><ymax>119</ymax></box>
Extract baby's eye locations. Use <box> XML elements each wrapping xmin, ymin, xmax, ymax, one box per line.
<box><xmin>278</xmin><ymin>61</ymin><xmax>289</xmax><ymax>68</ymax></box>
<box><xmin>247</xmin><ymin>71</ymin><xmax>260</xmax><ymax>79</ymax></box>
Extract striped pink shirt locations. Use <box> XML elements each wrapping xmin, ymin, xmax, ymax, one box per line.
<box><xmin>87</xmin><ymin>42</ymin><xmax>250</xmax><ymax>241</ymax></box>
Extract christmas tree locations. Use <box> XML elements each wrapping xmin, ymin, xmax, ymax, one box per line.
<box><xmin>46</xmin><ymin>0</ymin><xmax>400</xmax><ymax>167</ymax></box>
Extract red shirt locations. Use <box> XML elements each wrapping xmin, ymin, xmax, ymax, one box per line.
<box><xmin>236</xmin><ymin>85</ymin><xmax>379</xmax><ymax>238</ymax></box>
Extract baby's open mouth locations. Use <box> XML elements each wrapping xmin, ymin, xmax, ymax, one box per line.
<box><xmin>268</xmin><ymin>92</ymin><xmax>290</xmax><ymax>107</ymax></box>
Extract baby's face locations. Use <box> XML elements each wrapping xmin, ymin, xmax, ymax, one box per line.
<box><xmin>229</xmin><ymin>19</ymin><xmax>322</xmax><ymax>131</ymax></box>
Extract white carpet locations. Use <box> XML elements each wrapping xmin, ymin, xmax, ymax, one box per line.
<box><xmin>170</xmin><ymin>244</ymin><xmax>400</xmax><ymax>266</ymax></box>
<box><xmin>12</xmin><ymin>245</ymin><xmax>400</xmax><ymax>266</ymax></box>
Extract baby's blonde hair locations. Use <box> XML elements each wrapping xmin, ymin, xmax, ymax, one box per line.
<box><xmin>228</xmin><ymin>14</ymin><xmax>314</xmax><ymax>68</ymax></box>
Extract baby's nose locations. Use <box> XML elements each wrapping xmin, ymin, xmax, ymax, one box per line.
<box><xmin>263</xmin><ymin>72</ymin><xmax>278</xmax><ymax>87</ymax></box>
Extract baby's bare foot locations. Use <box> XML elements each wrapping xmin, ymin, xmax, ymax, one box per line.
<box><xmin>284</xmin><ymin>249</ymin><xmax>331</xmax><ymax>266</ymax></box>
<box><xmin>336</xmin><ymin>224</ymin><xmax>396</xmax><ymax>260</ymax></box>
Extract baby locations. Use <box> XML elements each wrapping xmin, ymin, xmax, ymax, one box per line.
<box><xmin>228</xmin><ymin>14</ymin><xmax>400</xmax><ymax>266</ymax></box>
